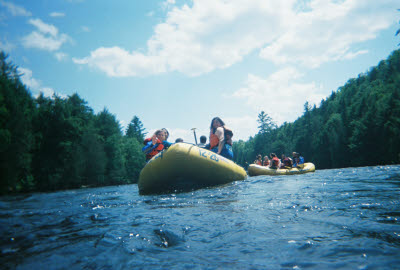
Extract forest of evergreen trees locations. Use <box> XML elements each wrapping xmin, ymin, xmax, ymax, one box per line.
<box><xmin>1</xmin><ymin>48</ymin><xmax>400</xmax><ymax>194</ymax></box>
<box><xmin>0</xmin><ymin>52</ymin><xmax>146</xmax><ymax>194</ymax></box>
<box><xmin>233</xmin><ymin>49</ymin><xmax>400</xmax><ymax>170</ymax></box>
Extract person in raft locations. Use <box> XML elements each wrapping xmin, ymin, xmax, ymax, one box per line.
<box><xmin>254</xmin><ymin>154</ymin><xmax>262</xmax><ymax>165</ymax></box>
<box><xmin>143</xmin><ymin>128</ymin><xmax>173</xmax><ymax>149</ymax></box>
<box><xmin>292</xmin><ymin>152</ymin><xmax>305</xmax><ymax>168</ymax></box>
<box><xmin>269</xmin><ymin>153</ymin><xmax>281</xmax><ymax>169</ymax></box>
<box><xmin>175</xmin><ymin>138</ymin><xmax>184</xmax><ymax>143</ymax></box>
<box><xmin>161</xmin><ymin>128</ymin><xmax>173</xmax><ymax>149</ymax></box>
<box><xmin>280</xmin><ymin>154</ymin><xmax>293</xmax><ymax>169</ymax></box>
<box><xmin>263</xmin><ymin>156</ymin><xmax>270</xmax><ymax>167</ymax></box>
<box><xmin>197</xmin><ymin>135</ymin><xmax>207</xmax><ymax>148</ymax></box>
<box><xmin>142</xmin><ymin>129</ymin><xmax>169</xmax><ymax>161</ymax></box>
<box><xmin>209</xmin><ymin>117</ymin><xmax>234</xmax><ymax>160</ymax></box>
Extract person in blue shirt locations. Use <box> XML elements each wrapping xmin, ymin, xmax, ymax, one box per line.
<box><xmin>292</xmin><ymin>152</ymin><xmax>305</xmax><ymax>168</ymax></box>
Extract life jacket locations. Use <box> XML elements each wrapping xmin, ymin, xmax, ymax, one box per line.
<box><xmin>282</xmin><ymin>157</ymin><xmax>292</xmax><ymax>167</ymax></box>
<box><xmin>255</xmin><ymin>160</ymin><xmax>262</xmax><ymax>166</ymax></box>
<box><xmin>263</xmin><ymin>160</ymin><xmax>270</xmax><ymax>166</ymax></box>
<box><xmin>209</xmin><ymin>126</ymin><xmax>233</xmax><ymax>149</ymax></box>
<box><xmin>271</xmin><ymin>157</ymin><xmax>280</xmax><ymax>168</ymax></box>
<box><xmin>144</xmin><ymin>138</ymin><xmax>164</xmax><ymax>161</ymax></box>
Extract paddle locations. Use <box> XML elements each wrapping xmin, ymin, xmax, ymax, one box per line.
<box><xmin>191</xmin><ymin>128</ymin><xmax>198</xmax><ymax>145</ymax></box>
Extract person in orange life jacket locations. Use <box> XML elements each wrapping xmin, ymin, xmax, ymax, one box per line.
<box><xmin>269</xmin><ymin>153</ymin><xmax>281</xmax><ymax>169</ymax></box>
<box><xmin>143</xmin><ymin>128</ymin><xmax>172</xmax><ymax>147</ymax></box>
<box><xmin>254</xmin><ymin>154</ymin><xmax>262</xmax><ymax>165</ymax></box>
<box><xmin>142</xmin><ymin>130</ymin><xmax>167</xmax><ymax>161</ymax></box>
<box><xmin>280</xmin><ymin>154</ymin><xmax>293</xmax><ymax>169</ymax></box>
<box><xmin>144</xmin><ymin>128</ymin><xmax>173</xmax><ymax>148</ymax></box>
<box><xmin>209</xmin><ymin>117</ymin><xmax>234</xmax><ymax>160</ymax></box>
<box><xmin>292</xmin><ymin>152</ymin><xmax>304</xmax><ymax>167</ymax></box>
<box><xmin>263</xmin><ymin>156</ymin><xmax>270</xmax><ymax>166</ymax></box>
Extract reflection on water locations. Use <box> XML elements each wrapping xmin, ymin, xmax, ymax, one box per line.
<box><xmin>1</xmin><ymin>165</ymin><xmax>400</xmax><ymax>269</ymax></box>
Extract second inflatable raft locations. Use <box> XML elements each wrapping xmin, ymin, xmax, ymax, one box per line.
<box><xmin>248</xmin><ymin>163</ymin><xmax>316</xmax><ymax>176</ymax></box>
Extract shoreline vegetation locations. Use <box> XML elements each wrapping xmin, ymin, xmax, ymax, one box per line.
<box><xmin>1</xmin><ymin>49</ymin><xmax>400</xmax><ymax>195</ymax></box>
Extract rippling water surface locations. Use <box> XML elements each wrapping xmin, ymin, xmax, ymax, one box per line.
<box><xmin>1</xmin><ymin>165</ymin><xmax>400</xmax><ymax>269</ymax></box>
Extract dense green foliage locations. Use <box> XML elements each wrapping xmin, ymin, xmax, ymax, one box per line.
<box><xmin>0</xmin><ymin>52</ymin><xmax>146</xmax><ymax>194</ymax></box>
<box><xmin>233</xmin><ymin>49</ymin><xmax>400</xmax><ymax>169</ymax></box>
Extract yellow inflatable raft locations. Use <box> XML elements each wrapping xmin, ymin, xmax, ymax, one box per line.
<box><xmin>248</xmin><ymin>163</ymin><xmax>316</xmax><ymax>176</ymax></box>
<box><xmin>138</xmin><ymin>143</ymin><xmax>247</xmax><ymax>195</ymax></box>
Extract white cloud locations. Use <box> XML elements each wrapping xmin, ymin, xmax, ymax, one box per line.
<box><xmin>0</xmin><ymin>0</ymin><xmax>31</xmax><ymax>17</ymax></box>
<box><xmin>232</xmin><ymin>68</ymin><xmax>325</xmax><ymax>125</ymax></box>
<box><xmin>29</xmin><ymin>18</ymin><xmax>59</xmax><ymax>36</ymax></box>
<box><xmin>81</xmin><ymin>26</ymin><xmax>90</xmax><ymax>32</ymax></box>
<box><xmin>18</xmin><ymin>67</ymin><xmax>40</xmax><ymax>89</ymax></box>
<box><xmin>22</xmin><ymin>18</ymin><xmax>71</xmax><ymax>51</ymax></box>
<box><xmin>162</xmin><ymin>0</ymin><xmax>176</xmax><ymax>9</ymax></box>
<box><xmin>50</xmin><ymin>12</ymin><xmax>65</xmax><ymax>17</ymax></box>
<box><xmin>0</xmin><ymin>39</ymin><xmax>15</xmax><ymax>52</ymax></box>
<box><xmin>73</xmin><ymin>47</ymin><xmax>166</xmax><ymax>77</ymax></box>
<box><xmin>55</xmin><ymin>52</ymin><xmax>68</xmax><ymax>61</ymax></box>
<box><xmin>18</xmin><ymin>67</ymin><xmax>65</xmax><ymax>98</ymax></box>
<box><xmin>39</xmin><ymin>87</ymin><xmax>58</xmax><ymax>98</ymax></box>
<box><xmin>259</xmin><ymin>0</ymin><xmax>395</xmax><ymax>68</ymax></box>
<box><xmin>74</xmin><ymin>0</ymin><xmax>397</xmax><ymax>77</ymax></box>
<box><xmin>73</xmin><ymin>0</ymin><xmax>294</xmax><ymax>77</ymax></box>
<box><xmin>224</xmin><ymin>115</ymin><xmax>258</xmax><ymax>141</ymax></box>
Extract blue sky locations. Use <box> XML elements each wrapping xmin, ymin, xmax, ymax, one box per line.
<box><xmin>0</xmin><ymin>0</ymin><xmax>399</xmax><ymax>143</ymax></box>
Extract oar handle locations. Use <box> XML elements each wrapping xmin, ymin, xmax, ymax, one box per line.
<box><xmin>191</xmin><ymin>128</ymin><xmax>198</xmax><ymax>144</ymax></box>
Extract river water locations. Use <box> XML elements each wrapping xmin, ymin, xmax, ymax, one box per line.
<box><xmin>1</xmin><ymin>165</ymin><xmax>400</xmax><ymax>269</ymax></box>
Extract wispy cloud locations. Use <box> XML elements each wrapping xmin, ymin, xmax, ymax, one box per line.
<box><xmin>0</xmin><ymin>0</ymin><xmax>31</xmax><ymax>17</ymax></box>
<box><xmin>18</xmin><ymin>67</ymin><xmax>40</xmax><ymax>89</ymax></box>
<box><xmin>0</xmin><ymin>39</ymin><xmax>15</xmax><ymax>52</ymax></box>
<box><xmin>18</xmin><ymin>67</ymin><xmax>66</xmax><ymax>98</ymax></box>
<box><xmin>81</xmin><ymin>26</ymin><xmax>90</xmax><ymax>32</ymax></box>
<box><xmin>259</xmin><ymin>1</ymin><xmax>390</xmax><ymax>68</ymax></box>
<box><xmin>55</xmin><ymin>52</ymin><xmax>68</xmax><ymax>61</ymax></box>
<box><xmin>162</xmin><ymin>0</ymin><xmax>176</xmax><ymax>10</ymax></box>
<box><xmin>49</xmin><ymin>12</ymin><xmax>66</xmax><ymax>18</ymax></box>
<box><xmin>22</xmin><ymin>18</ymin><xmax>71</xmax><ymax>51</ymax></box>
<box><xmin>231</xmin><ymin>67</ymin><xmax>325</xmax><ymax>125</ymax></box>
<box><xmin>73</xmin><ymin>0</ymin><xmax>397</xmax><ymax>77</ymax></box>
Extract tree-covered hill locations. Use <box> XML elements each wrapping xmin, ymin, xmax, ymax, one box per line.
<box><xmin>0</xmin><ymin>52</ymin><xmax>146</xmax><ymax>194</ymax></box>
<box><xmin>233</xmin><ymin>49</ymin><xmax>400</xmax><ymax>169</ymax></box>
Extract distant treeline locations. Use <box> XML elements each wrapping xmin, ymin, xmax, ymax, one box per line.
<box><xmin>0</xmin><ymin>52</ymin><xmax>147</xmax><ymax>194</ymax></box>
<box><xmin>233</xmin><ymin>49</ymin><xmax>400</xmax><ymax>169</ymax></box>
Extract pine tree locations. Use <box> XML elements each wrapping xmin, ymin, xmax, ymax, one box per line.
<box><xmin>126</xmin><ymin>116</ymin><xmax>147</xmax><ymax>142</ymax></box>
<box><xmin>257</xmin><ymin>111</ymin><xmax>276</xmax><ymax>134</ymax></box>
